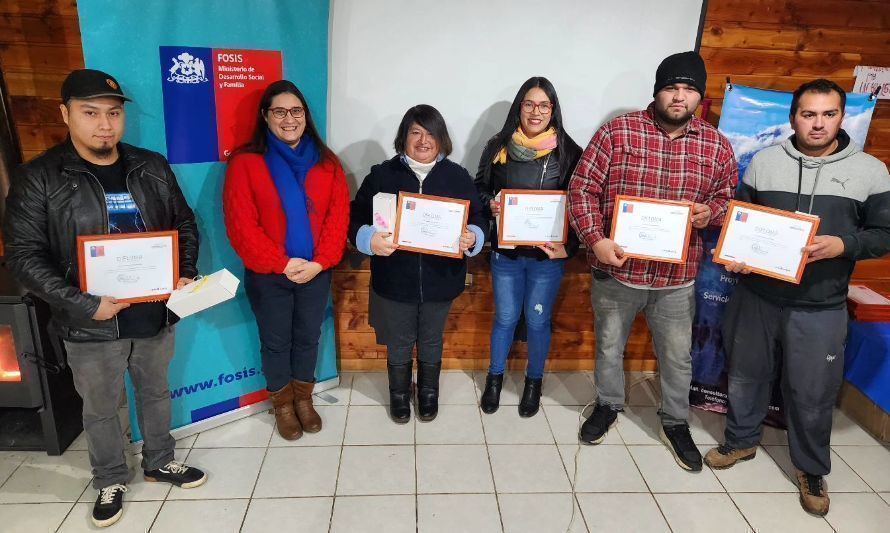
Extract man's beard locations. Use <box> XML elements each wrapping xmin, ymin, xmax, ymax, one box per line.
<box><xmin>88</xmin><ymin>145</ymin><xmax>115</xmax><ymax>159</ymax></box>
<box><xmin>654</xmin><ymin>105</ymin><xmax>694</xmax><ymax>127</ymax></box>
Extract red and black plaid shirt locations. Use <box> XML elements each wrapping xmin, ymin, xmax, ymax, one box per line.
<box><xmin>568</xmin><ymin>105</ymin><xmax>737</xmax><ymax>288</ymax></box>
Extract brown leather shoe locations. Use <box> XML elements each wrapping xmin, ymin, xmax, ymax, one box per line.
<box><xmin>269</xmin><ymin>384</ymin><xmax>302</xmax><ymax>440</ymax></box>
<box><xmin>796</xmin><ymin>471</ymin><xmax>830</xmax><ymax>516</ymax></box>
<box><xmin>704</xmin><ymin>444</ymin><xmax>756</xmax><ymax>469</ymax></box>
<box><xmin>291</xmin><ymin>379</ymin><xmax>322</xmax><ymax>433</ymax></box>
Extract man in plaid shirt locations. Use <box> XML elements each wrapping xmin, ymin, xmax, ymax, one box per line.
<box><xmin>568</xmin><ymin>51</ymin><xmax>737</xmax><ymax>471</ymax></box>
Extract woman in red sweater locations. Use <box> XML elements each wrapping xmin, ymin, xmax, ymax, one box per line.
<box><xmin>223</xmin><ymin>80</ymin><xmax>349</xmax><ymax>441</ymax></box>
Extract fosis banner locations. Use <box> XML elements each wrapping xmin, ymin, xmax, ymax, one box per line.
<box><xmin>76</xmin><ymin>0</ymin><xmax>334</xmax><ymax>441</ymax></box>
<box><xmin>690</xmin><ymin>84</ymin><xmax>876</xmax><ymax>424</ymax></box>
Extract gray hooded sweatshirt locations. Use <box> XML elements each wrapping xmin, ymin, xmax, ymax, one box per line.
<box><xmin>737</xmin><ymin>130</ymin><xmax>890</xmax><ymax>308</ymax></box>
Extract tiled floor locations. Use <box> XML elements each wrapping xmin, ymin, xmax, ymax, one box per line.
<box><xmin>1</xmin><ymin>371</ymin><xmax>889</xmax><ymax>532</ymax></box>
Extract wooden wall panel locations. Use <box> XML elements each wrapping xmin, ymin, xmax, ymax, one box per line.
<box><xmin>1</xmin><ymin>1</ymin><xmax>83</xmax><ymax>164</ymax></box>
<box><xmin>704</xmin><ymin>0</ymin><xmax>890</xmax><ymax>30</ymax></box>
<box><xmin>0</xmin><ymin>0</ymin><xmax>78</xmax><ymax>16</ymax></box>
<box><xmin>701</xmin><ymin>0</ymin><xmax>890</xmax><ymax>167</ymax></box>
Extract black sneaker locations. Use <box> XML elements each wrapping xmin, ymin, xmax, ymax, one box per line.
<box><xmin>92</xmin><ymin>484</ymin><xmax>127</xmax><ymax>528</ymax></box>
<box><xmin>144</xmin><ymin>461</ymin><xmax>207</xmax><ymax>488</ymax></box>
<box><xmin>579</xmin><ymin>403</ymin><xmax>618</xmax><ymax>444</ymax></box>
<box><xmin>660</xmin><ymin>424</ymin><xmax>703</xmax><ymax>471</ymax></box>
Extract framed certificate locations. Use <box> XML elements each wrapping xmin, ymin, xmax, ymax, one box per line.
<box><xmin>392</xmin><ymin>192</ymin><xmax>470</xmax><ymax>259</ymax></box>
<box><xmin>77</xmin><ymin>231</ymin><xmax>179</xmax><ymax>303</ymax></box>
<box><xmin>497</xmin><ymin>189</ymin><xmax>568</xmax><ymax>246</ymax></box>
<box><xmin>609</xmin><ymin>195</ymin><xmax>693</xmax><ymax>263</ymax></box>
<box><xmin>713</xmin><ymin>200</ymin><xmax>820</xmax><ymax>284</ymax></box>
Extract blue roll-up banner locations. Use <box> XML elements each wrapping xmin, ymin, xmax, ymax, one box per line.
<box><xmin>690</xmin><ymin>84</ymin><xmax>877</xmax><ymax>424</ymax></box>
<box><xmin>76</xmin><ymin>0</ymin><xmax>337</xmax><ymax>441</ymax></box>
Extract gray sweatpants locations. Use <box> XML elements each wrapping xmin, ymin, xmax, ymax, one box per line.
<box><xmin>722</xmin><ymin>284</ymin><xmax>847</xmax><ymax>476</ymax></box>
<box><xmin>65</xmin><ymin>327</ymin><xmax>177</xmax><ymax>489</ymax></box>
<box><xmin>590</xmin><ymin>274</ymin><xmax>696</xmax><ymax>426</ymax></box>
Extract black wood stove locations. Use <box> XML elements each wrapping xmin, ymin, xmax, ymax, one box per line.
<box><xmin>0</xmin><ymin>262</ymin><xmax>82</xmax><ymax>454</ymax></box>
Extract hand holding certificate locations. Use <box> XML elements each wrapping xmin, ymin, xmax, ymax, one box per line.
<box><xmin>713</xmin><ymin>200</ymin><xmax>819</xmax><ymax>284</ymax></box>
<box><xmin>77</xmin><ymin>231</ymin><xmax>179</xmax><ymax>303</ymax></box>
<box><xmin>497</xmin><ymin>189</ymin><xmax>568</xmax><ymax>246</ymax></box>
<box><xmin>392</xmin><ymin>192</ymin><xmax>470</xmax><ymax>258</ymax></box>
<box><xmin>609</xmin><ymin>195</ymin><xmax>693</xmax><ymax>263</ymax></box>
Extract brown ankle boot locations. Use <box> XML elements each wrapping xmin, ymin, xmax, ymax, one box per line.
<box><xmin>291</xmin><ymin>379</ymin><xmax>322</xmax><ymax>433</ymax></box>
<box><xmin>269</xmin><ymin>384</ymin><xmax>302</xmax><ymax>440</ymax></box>
<box><xmin>796</xmin><ymin>471</ymin><xmax>830</xmax><ymax>516</ymax></box>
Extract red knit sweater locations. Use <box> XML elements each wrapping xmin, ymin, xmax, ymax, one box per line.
<box><xmin>223</xmin><ymin>152</ymin><xmax>350</xmax><ymax>274</ymax></box>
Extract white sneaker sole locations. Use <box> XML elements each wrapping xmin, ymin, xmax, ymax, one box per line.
<box><xmin>92</xmin><ymin>508</ymin><xmax>123</xmax><ymax>528</ymax></box>
<box><xmin>144</xmin><ymin>472</ymin><xmax>208</xmax><ymax>489</ymax></box>
<box><xmin>180</xmin><ymin>472</ymin><xmax>208</xmax><ymax>489</ymax></box>
<box><xmin>659</xmin><ymin>426</ymin><xmax>701</xmax><ymax>471</ymax></box>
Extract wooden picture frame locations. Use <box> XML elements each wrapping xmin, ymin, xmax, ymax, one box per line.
<box><xmin>497</xmin><ymin>189</ymin><xmax>569</xmax><ymax>246</ymax></box>
<box><xmin>609</xmin><ymin>194</ymin><xmax>693</xmax><ymax>264</ymax></box>
<box><xmin>77</xmin><ymin>230</ymin><xmax>180</xmax><ymax>303</ymax></box>
<box><xmin>392</xmin><ymin>192</ymin><xmax>470</xmax><ymax>259</ymax></box>
<box><xmin>712</xmin><ymin>200</ymin><xmax>820</xmax><ymax>284</ymax></box>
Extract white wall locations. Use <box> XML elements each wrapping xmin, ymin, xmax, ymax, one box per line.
<box><xmin>329</xmin><ymin>0</ymin><xmax>704</xmax><ymax>189</ymax></box>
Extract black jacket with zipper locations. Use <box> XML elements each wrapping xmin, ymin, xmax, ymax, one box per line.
<box><xmin>348</xmin><ymin>155</ymin><xmax>485</xmax><ymax>303</ymax></box>
<box><xmin>3</xmin><ymin>139</ymin><xmax>199</xmax><ymax>341</ymax></box>
<box><xmin>474</xmin><ymin>136</ymin><xmax>583</xmax><ymax>259</ymax></box>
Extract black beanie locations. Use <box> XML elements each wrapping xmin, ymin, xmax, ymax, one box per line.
<box><xmin>653</xmin><ymin>51</ymin><xmax>707</xmax><ymax>97</ymax></box>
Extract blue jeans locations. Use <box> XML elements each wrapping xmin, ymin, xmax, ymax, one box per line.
<box><xmin>244</xmin><ymin>269</ymin><xmax>332</xmax><ymax>390</ymax></box>
<box><xmin>488</xmin><ymin>252</ymin><xmax>565</xmax><ymax>378</ymax></box>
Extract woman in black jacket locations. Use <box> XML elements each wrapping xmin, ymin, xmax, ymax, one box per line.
<box><xmin>349</xmin><ymin>105</ymin><xmax>486</xmax><ymax>423</ymax></box>
<box><xmin>474</xmin><ymin>77</ymin><xmax>582</xmax><ymax>417</ymax></box>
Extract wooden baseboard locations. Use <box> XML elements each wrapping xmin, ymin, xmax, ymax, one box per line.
<box><xmin>337</xmin><ymin>358</ymin><xmax>658</xmax><ymax>372</ymax></box>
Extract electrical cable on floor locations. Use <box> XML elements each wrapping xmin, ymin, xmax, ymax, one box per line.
<box><xmin>564</xmin><ymin>372</ymin><xmax>598</xmax><ymax>533</ymax></box>
<box><xmin>564</xmin><ymin>372</ymin><xmax>653</xmax><ymax>533</ymax></box>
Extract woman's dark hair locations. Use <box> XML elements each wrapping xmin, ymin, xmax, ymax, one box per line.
<box><xmin>393</xmin><ymin>104</ymin><xmax>453</xmax><ymax>157</ymax></box>
<box><xmin>230</xmin><ymin>79</ymin><xmax>336</xmax><ymax>161</ymax></box>
<box><xmin>489</xmin><ymin>76</ymin><xmax>579</xmax><ymax>173</ymax></box>
<box><xmin>790</xmin><ymin>78</ymin><xmax>846</xmax><ymax>117</ymax></box>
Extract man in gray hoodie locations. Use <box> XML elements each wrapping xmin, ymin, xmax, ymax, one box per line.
<box><xmin>703</xmin><ymin>79</ymin><xmax>890</xmax><ymax>516</ymax></box>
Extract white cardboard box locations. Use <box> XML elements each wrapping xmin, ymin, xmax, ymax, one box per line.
<box><xmin>372</xmin><ymin>192</ymin><xmax>397</xmax><ymax>241</ymax></box>
<box><xmin>166</xmin><ymin>268</ymin><xmax>240</xmax><ymax>318</ymax></box>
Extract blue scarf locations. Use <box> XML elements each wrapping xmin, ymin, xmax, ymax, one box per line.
<box><xmin>264</xmin><ymin>130</ymin><xmax>319</xmax><ymax>261</ymax></box>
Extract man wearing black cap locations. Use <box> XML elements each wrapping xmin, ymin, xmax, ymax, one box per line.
<box><xmin>3</xmin><ymin>69</ymin><xmax>206</xmax><ymax>527</ymax></box>
<box><xmin>568</xmin><ymin>52</ymin><xmax>737</xmax><ymax>471</ymax></box>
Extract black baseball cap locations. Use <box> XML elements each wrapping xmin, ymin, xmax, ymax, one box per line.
<box><xmin>61</xmin><ymin>69</ymin><xmax>131</xmax><ymax>103</ymax></box>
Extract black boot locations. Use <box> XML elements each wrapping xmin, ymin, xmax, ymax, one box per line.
<box><xmin>518</xmin><ymin>377</ymin><xmax>543</xmax><ymax>417</ymax></box>
<box><xmin>480</xmin><ymin>373</ymin><xmax>504</xmax><ymax>414</ymax></box>
<box><xmin>387</xmin><ymin>361</ymin><xmax>412</xmax><ymax>424</ymax></box>
<box><xmin>416</xmin><ymin>361</ymin><xmax>441</xmax><ymax>421</ymax></box>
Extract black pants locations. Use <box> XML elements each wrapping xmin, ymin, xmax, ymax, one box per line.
<box><xmin>722</xmin><ymin>284</ymin><xmax>847</xmax><ymax>475</ymax></box>
<box><xmin>244</xmin><ymin>269</ymin><xmax>331</xmax><ymax>390</ymax></box>
<box><xmin>374</xmin><ymin>293</ymin><xmax>453</xmax><ymax>365</ymax></box>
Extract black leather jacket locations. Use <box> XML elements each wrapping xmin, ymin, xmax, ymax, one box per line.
<box><xmin>3</xmin><ymin>139</ymin><xmax>199</xmax><ymax>341</ymax></box>
<box><xmin>474</xmin><ymin>136</ymin><xmax>583</xmax><ymax>259</ymax></box>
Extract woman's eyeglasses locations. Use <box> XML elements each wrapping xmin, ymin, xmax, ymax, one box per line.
<box><xmin>268</xmin><ymin>106</ymin><xmax>305</xmax><ymax>119</ymax></box>
<box><xmin>520</xmin><ymin>100</ymin><xmax>553</xmax><ymax>114</ymax></box>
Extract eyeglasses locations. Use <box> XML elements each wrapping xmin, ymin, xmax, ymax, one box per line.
<box><xmin>268</xmin><ymin>106</ymin><xmax>305</xmax><ymax>119</ymax></box>
<box><xmin>520</xmin><ymin>100</ymin><xmax>553</xmax><ymax>114</ymax></box>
